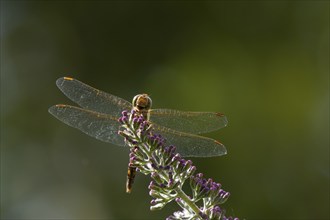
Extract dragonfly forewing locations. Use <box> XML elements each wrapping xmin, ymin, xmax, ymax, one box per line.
<box><xmin>149</xmin><ymin>109</ymin><xmax>228</xmax><ymax>134</ymax></box>
<box><xmin>56</xmin><ymin>77</ymin><xmax>131</xmax><ymax>117</ymax></box>
<box><xmin>152</xmin><ymin>124</ymin><xmax>227</xmax><ymax>157</ymax></box>
<box><xmin>49</xmin><ymin>104</ymin><xmax>125</xmax><ymax>146</ymax></box>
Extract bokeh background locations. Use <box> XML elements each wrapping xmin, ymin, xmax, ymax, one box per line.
<box><xmin>1</xmin><ymin>1</ymin><xmax>329</xmax><ymax>219</ymax></box>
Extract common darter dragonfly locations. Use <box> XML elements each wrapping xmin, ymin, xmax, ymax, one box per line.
<box><xmin>49</xmin><ymin>77</ymin><xmax>228</xmax><ymax>192</ymax></box>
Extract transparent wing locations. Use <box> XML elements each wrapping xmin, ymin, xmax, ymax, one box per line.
<box><xmin>55</xmin><ymin>77</ymin><xmax>132</xmax><ymax>117</ymax></box>
<box><xmin>152</xmin><ymin>124</ymin><xmax>227</xmax><ymax>157</ymax></box>
<box><xmin>49</xmin><ymin>104</ymin><xmax>125</xmax><ymax>146</ymax></box>
<box><xmin>149</xmin><ymin>109</ymin><xmax>228</xmax><ymax>134</ymax></box>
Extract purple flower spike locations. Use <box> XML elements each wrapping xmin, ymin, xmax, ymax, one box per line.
<box><xmin>213</xmin><ymin>206</ymin><xmax>221</xmax><ymax>213</ymax></box>
<box><xmin>218</xmin><ymin>190</ymin><xmax>230</xmax><ymax>202</ymax></box>
<box><xmin>199</xmin><ymin>211</ymin><xmax>208</xmax><ymax>220</ymax></box>
<box><xmin>151</xmin><ymin>163</ymin><xmax>158</xmax><ymax>170</ymax></box>
<box><xmin>175</xmin><ymin>197</ymin><xmax>182</xmax><ymax>203</ymax></box>
<box><xmin>210</xmin><ymin>184</ymin><xmax>218</xmax><ymax>192</ymax></box>
<box><xmin>116</xmin><ymin>108</ymin><xmax>238</xmax><ymax>219</ymax></box>
<box><xmin>148</xmin><ymin>181</ymin><xmax>156</xmax><ymax>190</ymax></box>
<box><xmin>196</xmin><ymin>173</ymin><xmax>203</xmax><ymax>178</ymax></box>
<box><xmin>172</xmin><ymin>154</ymin><xmax>181</xmax><ymax>162</ymax></box>
<box><xmin>122</xmin><ymin>110</ymin><xmax>129</xmax><ymax>116</ymax></box>
<box><xmin>180</xmin><ymin>158</ymin><xmax>186</xmax><ymax>165</ymax></box>
<box><xmin>150</xmin><ymin>199</ymin><xmax>157</xmax><ymax>205</ymax></box>
<box><xmin>137</xmin><ymin>117</ymin><xmax>144</xmax><ymax>124</ymax></box>
<box><xmin>168</xmin><ymin>179</ymin><xmax>174</xmax><ymax>187</ymax></box>
<box><xmin>189</xmin><ymin>166</ymin><xmax>196</xmax><ymax>174</ymax></box>
<box><xmin>185</xmin><ymin>160</ymin><xmax>192</xmax><ymax>166</ymax></box>
<box><xmin>167</xmin><ymin>145</ymin><xmax>176</xmax><ymax>155</ymax></box>
<box><xmin>133</xmin><ymin>117</ymin><xmax>139</xmax><ymax>124</ymax></box>
<box><xmin>209</xmin><ymin>206</ymin><xmax>222</xmax><ymax>219</ymax></box>
<box><xmin>130</xmin><ymin>109</ymin><xmax>136</xmax><ymax>115</ymax></box>
<box><xmin>130</xmin><ymin>156</ymin><xmax>137</xmax><ymax>164</ymax></box>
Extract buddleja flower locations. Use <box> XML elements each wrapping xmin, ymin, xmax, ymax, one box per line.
<box><xmin>118</xmin><ymin>110</ymin><xmax>239</xmax><ymax>220</ymax></box>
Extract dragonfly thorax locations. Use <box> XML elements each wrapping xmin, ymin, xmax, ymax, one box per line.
<box><xmin>132</xmin><ymin>94</ymin><xmax>152</xmax><ymax>120</ymax></box>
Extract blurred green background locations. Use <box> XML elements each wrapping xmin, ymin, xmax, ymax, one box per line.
<box><xmin>1</xmin><ymin>1</ymin><xmax>329</xmax><ymax>219</ymax></box>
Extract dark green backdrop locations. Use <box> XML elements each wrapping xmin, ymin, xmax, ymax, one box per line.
<box><xmin>1</xmin><ymin>1</ymin><xmax>329</xmax><ymax>219</ymax></box>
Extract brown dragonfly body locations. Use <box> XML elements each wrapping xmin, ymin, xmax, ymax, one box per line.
<box><xmin>126</xmin><ymin>94</ymin><xmax>152</xmax><ymax>193</ymax></box>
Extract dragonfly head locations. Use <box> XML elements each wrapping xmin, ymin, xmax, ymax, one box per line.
<box><xmin>132</xmin><ymin>94</ymin><xmax>152</xmax><ymax>111</ymax></box>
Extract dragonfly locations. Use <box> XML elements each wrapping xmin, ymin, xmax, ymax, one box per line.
<box><xmin>49</xmin><ymin>77</ymin><xmax>228</xmax><ymax>192</ymax></box>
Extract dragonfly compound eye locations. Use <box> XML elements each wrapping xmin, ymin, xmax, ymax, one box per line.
<box><xmin>133</xmin><ymin>94</ymin><xmax>152</xmax><ymax>110</ymax></box>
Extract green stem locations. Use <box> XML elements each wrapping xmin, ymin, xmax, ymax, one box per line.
<box><xmin>175</xmin><ymin>186</ymin><xmax>202</xmax><ymax>219</ymax></box>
